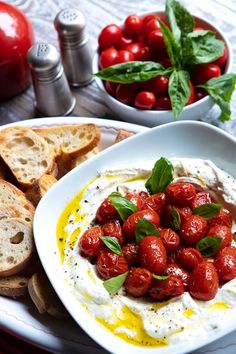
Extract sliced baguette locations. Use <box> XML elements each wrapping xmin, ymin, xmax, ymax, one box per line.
<box><xmin>0</xmin><ymin>126</ymin><xmax>54</xmax><ymax>188</ymax></box>
<box><xmin>28</xmin><ymin>272</ymin><xmax>67</xmax><ymax>318</ymax></box>
<box><xmin>0</xmin><ymin>275</ymin><xmax>29</xmax><ymax>297</ymax></box>
<box><xmin>0</xmin><ymin>179</ymin><xmax>34</xmax><ymax>224</ymax></box>
<box><xmin>114</xmin><ymin>129</ymin><xmax>134</xmax><ymax>143</ymax></box>
<box><xmin>0</xmin><ymin>218</ymin><xmax>34</xmax><ymax>276</ymax></box>
<box><xmin>34</xmin><ymin>124</ymin><xmax>100</xmax><ymax>160</ymax></box>
<box><xmin>25</xmin><ymin>174</ymin><xmax>57</xmax><ymax>206</ymax></box>
<box><xmin>0</xmin><ymin>205</ymin><xmax>20</xmax><ymax>220</ymax></box>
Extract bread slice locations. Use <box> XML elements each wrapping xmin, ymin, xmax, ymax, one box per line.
<box><xmin>0</xmin><ymin>179</ymin><xmax>34</xmax><ymax>224</ymax></box>
<box><xmin>0</xmin><ymin>218</ymin><xmax>34</xmax><ymax>276</ymax></box>
<box><xmin>0</xmin><ymin>205</ymin><xmax>20</xmax><ymax>220</ymax></box>
<box><xmin>114</xmin><ymin>129</ymin><xmax>134</xmax><ymax>143</ymax></box>
<box><xmin>34</xmin><ymin>124</ymin><xmax>100</xmax><ymax>160</ymax></box>
<box><xmin>25</xmin><ymin>174</ymin><xmax>57</xmax><ymax>206</ymax></box>
<box><xmin>28</xmin><ymin>272</ymin><xmax>67</xmax><ymax>318</ymax></box>
<box><xmin>0</xmin><ymin>126</ymin><xmax>54</xmax><ymax>188</ymax></box>
<box><xmin>0</xmin><ymin>275</ymin><xmax>29</xmax><ymax>297</ymax></box>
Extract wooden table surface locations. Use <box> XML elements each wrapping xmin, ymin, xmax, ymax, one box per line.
<box><xmin>1</xmin><ymin>0</ymin><xmax>236</xmax><ymax>353</ymax></box>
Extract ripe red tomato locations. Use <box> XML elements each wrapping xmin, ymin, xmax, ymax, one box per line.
<box><xmin>213</xmin><ymin>46</ymin><xmax>228</xmax><ymax>67</ymax></box>
<box><xmin>96</xmin><ymin>198</ymin><xmax>118</xmax><ymax>224</ymax></box>
<box><xmin>194</xmin><ymin>88</ymin><xmax>207</xmax><ymax>102</ymax></box>
<box><xmin>193</xmin><ymin>64</ymin><xmax>221</xmax><ymax>85</ymax></box>
<box><xmin>122</xmin><ymin>242</ymin><xmax>139</xmax><ymax>265</ymax></box>
<box><xmin>99</xmin><ymin>47</ymin><xmax>118</xmax><ymax>69</ymax></box>
<box><xmin>138</xmin><ymin>236</ymin><xmax>167</xmax><ymax>274</ymax></box>
<box><xmin>118</xmin><ymin>36</ymin><xmax>133</xmax><ymax>49</ymax></box>
<box><xmin>147</xmin><ymin>29</ymin><xmax>167</xmax><ymax>55</ymax></box>
<box><xmin>166</xmin><ymin>182</ymin><xmax>197</xmax><ymax>207</ymax></box>
<box><xmin>177</xmin><ymin>247</ymin><xmax>203</xmax><ymax>271</ymax></box>
<box><xmin>155</xmin><ymin>96</ymin><xmax>172</xmax><ymax>110</ymax></box>
<box><xmin>149</xmin><ymin>276</ymin><xmax>184</xmax><ymax>301</ymax></box>
<box><xmin>123</xmin><ymin>209</ymin><xmax>160</xmax><ymax>239</ymax></box>
<box><xmin>166</xmin><ymin>263</ymin><xmax>190</xmax><ymax>288</ymax></box>
<box><xmin>180</xmin><ymin>215</ymin><xmax>208</xmax><ymax>245</ymax></box>
<box><xmin>124</xmin><ymin>267</ymin><xmax>152</xmax><ymax>297</ymax></box>
<box><xmin>79</xmin><ymin>226</ymin><xmax>103</xmax><ymax>257</ymax></box>
<box><xmin>135</xmin><ymin>46</ymin><xmax>151</xmax><ymax>61</ymax></box>
<box><xmin>142</xmin><ymin>192</ymin><xmax>166</xmax><ymax>216</ymax></box>
<box><xmin>151</xmin><ymin>76</ymin><xmax>169</xmax><ymax>97</ymax></box>
<box><xmin>208</xmin><ymin>207</ymin><xmax>232</xmax><ymax>228</ymax></box>
<box><xmin>189</xmin><ymin>262</ymin><xmax>219</xmax><ymax>300</ymax></box>
<box><xmin>105</xmin><ymin>81</ymin><xmax>119</xmax><ymax>96</ymax></box>
<box><xmin>98</xmin><ymin>24</ymin><xmax>122</xmax><ymax>50</ymax></box>
<box><xmin>102</xmin><ymin>220</ymin><xmax>125</xmax><ymax>245</ymax></box>
<box><xmin>143</xmin><ymin>18</ymin><xmax>161</xmax><ymax>36</ymax></box>
<box><xmin>113</xmin><ymin>50</ymin><xmax>134</xmax><ymax>64</ymax></box>
<box><xmin>214</xmin><ymin>246</ymin><xmax>236</xmax><ymax>282</ymax></box>
<box><xmin>134</xmin><ymin>91</ymin><xmax>156</xmax><ymax>110</ymax></box>
<box><xmin>96</xmin><ymin>249</ymin><xmax>128</xmax><ymax>280</ymax></box>
<box><xmin>123</xmin><ymin>15</ymin><xmax>143</xmax><ymax>38</ymax></box>
<box><xmin>0</xmin><ymin>2</ymin><xmax>34</xmax><ymax>100</ymax></box>
<box><xmin>186</xmin><ymin>82</ymin><xmax>195</xmax><ymax>105</ymax></box>
<box><xmin>123</xmin><ymin>42</ymin><xmax>142</xmax><ymax>60</ymax></box>
<box><xmin>159</xmin><ymin>229</ymin><xmax>180</xmax><ymax>253</ymax></box>
<box><xmin>142</xmin><ymin>14</ymin><xmax>159</xmax><ymax>27</ymax></box>
<box><xmin>115</xmin><ymin>84</ymin><xmax>136</xmax><ymax>105</ymax></box>
<box><xmin>191</xmin><ymin>192</ymin><xmax>212</xmax><ymax>209</ymax></box>
<box><xmin>207</xmin><ymin>225</ymin><xmax>232</xmax><ymax>251</ymax></box>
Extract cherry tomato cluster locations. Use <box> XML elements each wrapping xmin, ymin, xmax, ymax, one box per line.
<box><xmin>79</xmin><ymin>181</ymin><xmax>236</xmax><ymax>302</ymax></box>
<box><xmin>98</xmin><ymin>14</ymin><xmax>228</xmax><ymax>110</ymax></box>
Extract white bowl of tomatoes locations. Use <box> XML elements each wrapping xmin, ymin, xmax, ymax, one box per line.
<box><xmin>93</xmin><ymin>8</ymin><xmax>233</xmax><ymax>127</ymax></box>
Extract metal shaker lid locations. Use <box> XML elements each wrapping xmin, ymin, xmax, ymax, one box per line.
<box><xmin>54</xmin><ymin>8</ymin><xmax>86</xmax><ymax>37</ymax></box>
<box><xmin>27</xmin><ymin>43</ymin><xmax>60</xmax><ymax>72</ymax></box>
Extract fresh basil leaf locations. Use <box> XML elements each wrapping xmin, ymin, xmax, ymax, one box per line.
<box><xmin>145</xmin><ymin>157</ymin><xmax>174</xmax><ymax>194</ymax></box>
<box><xmin>196</xmin><ymin>236</ymin><xmax>222</xmax><ymax>257</ymax></box>
<box><xmin>168</xmin><ymin>69</ymin><xmax>190</xmax><ymax>118</ymax></box>
<box><xmin>135</xmin><ymin>218</ymin><xmax>159</xmax><ymax>244</ymax></box>
<box><xmin>103</xmin><ymin>271</ymin><xmax>128</xmax><ymax>294</ymax></box>
<box><xmin>199</xmin><ymin>73</ymin><xmax>236</xmax><ymax>121</ymax></box>
<box><xmin>170</xmin><ymin>206</ymin><xmax>181</xmax><ymax>231</ymax></box>
<box><xmin>108</xmin><ymin>192</ymin><xmax>138</xmax><ymax>221</ymax></box>
<box><xmin>193</xmin><ymin>203</ymin><xmax>222</xmax><ymax>220</ymax></box>
<box><xmin>166</xmin><ymin>0</ymin><xmax>194</xmax><ymax>44</ymax></box>
<box><xmin>159</xmin><ymin>21</ymin><xmax>181</xmax><ymax>68</ymax></box>
<box><xmin>94</xmin><ymin>61</ymin><xmax>172</xmax><ymax>83</ymax></box>
<box><xmin>100</xmin><ymin>236</ymin><xmax>122</xmax><ymax>255</ymax></box>
<box><xmin>153</xmin><ymin>274</ymin><xmax>171</xmax><ymax>280</ymax></box>
<box><xmin>183</xmin><ymin>30</ymin><xmax>224</xmax><ymax>65</ymax></box>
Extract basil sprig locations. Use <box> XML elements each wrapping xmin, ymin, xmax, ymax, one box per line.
<box><xmin>108</xmin><ymin>192</ymin><xmax>138</xmax><ymax>221</ymax></box>
<box><xmin>100</xmin><ymin>236</ymin><xmax>122</xmax><ymax>255</ymax></box>
<box><xmin>168</xmin><ymin>69</ymin><xmax>191</xmax><ymax>118</ymax></box>
<box><xmin>159</xmin><ymin>21</ymin><xmax>181</xmax><ymax>69</ymax></box>
<box><xmin>196</xmin><ymin>236</ymin><xmax>222</xmax><ymax>257</ymax></box>
<box><xmin>145</xmin><ymin>157</ymin><xmax>174</xmax><ymax>194</ymax></box>
<box><xmin>135</xmin><ymin>218</ymin><xmax>159</xmax><ymax>244</ymax></box>
<box><xmin>170</xmin><ymin>206</ymin><xmax>181</xmax><ymax>231</ymax></box>
<box><xmin>95</xmin><ymin>61</ymin><xmax>172</xmax><ymax>84</ymax></box>
<box><xmin>153</xmin><ymin>274</ymin><xmax>170</xmax><ymax>280</ymax></box>
<box><xmin>103</xmin><ymin>271</ymin><xmax>128</xmax><ymax>294</ymax></box>
<box><xmin>193</xmin><ymin>203</ymin><xmax>222</xmax><ymax>220</ymax></box>
<box><xmin>199</xmin><ymin>74</ymin><xmax>236</xmax><ymax>121</ymax></box>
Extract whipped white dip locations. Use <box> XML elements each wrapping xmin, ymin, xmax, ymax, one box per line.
<box><xmin>58</xmin><ymin>158</ymin><xmax>236</xmax><ymax>347</ymax></box>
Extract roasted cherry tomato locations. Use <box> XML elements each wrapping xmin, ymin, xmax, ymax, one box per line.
<box><xmin>98</xmin><ymin>24</ymin><xmax>122</xmax><ymax>50</ymax></box>
<box><xmin>155</xmin><ymin>96</ymin><xmax>171</xmax><ymax>110</ymax></box>
<box><xmin>214</xmin><ymin>246</ymin><xmax>236</xmax><ymax>282</ymax></box>
<box><xmin>151</xmin><ymin>76</ymin><xmax>169</xmax><ymax>97</ymax></box>
<box><xmin>138</xmin><ymin>236</ymin><xmax>167</xmax><ymax>274</ymax></box>
<box><xmin>79</xmin><ymin>225</ymin><xmax>103</xmax><ymax>257</ymax></box>
<box><xmin>134</xmin><ymin>91</ymin><xmax>156</xmax><ymax>110</ymax></box>
<box><xmin>163</xmin><ymin>204</ymin><xmax>192</xmax><ymax>227</ymax></box>
<box><xmin>188</xmin><ymin>262</ymin><xmax>219</xmax><ymax>300</ymax></box>
<box><xmin>125</xmin><ymin>192</ymin><xmax>143</xmax><ymax>210</ymax></box>
<box><xmin>123</xmin><ymin>209</ymin><xmax>160</xmax><ymax>239</ymax></box>
<box><xmin>166</xmin><ymin>182</ymin><xmax>197</xmax><ymax>207</ymax></box>
<box><xmin>177</xmin><ymin>247</ymin><xmax>203</xmax><ymax>271</ymax></box>
<box><xmin>213</xmin><ymin>46</ymin><xmax>228</xmax><ymax>67</ymax></box>
<box><xmin>166</xmin><ymin>263</ymin><xmax>190</xmax><ymax>288</ymax></box>
<box><xmin>193</xmin><ymin>63</ymin><xmax>221</xmax><ymax>85</ymax></box>
<box><xmin>207</xmin><ymin>225</ymin><xmax>232</xmax><ymax>251</ymax></box>
<box><xmin>124</xmin><ymin>267</ymin><xmax>152</xmax><ymax>297</ymax></box>
<box><xmin>191</xmin><ymin>192</ymin><xmax>212</xmax><ymax>209</ymax></box>
<box><xmin>99</xmin><ymin>47</ymin><xmax>118</xmax><ymax>69</ymax></box>
<box><xmin>122</xmin><ymin>242</ymin><xmax>139</xmax><ymax>265</ymax></box>
<box><xmin>123</xmin><ymin>15</ymin><xmax>143</xmax><ymax>38</ymax></box>
<box><xmin>96</xmin><ymin>198</ymin><xmax>118</xmax><ymax>224</ymax></box>
<box><xmin>180</xmin><ymin>215</ymin><xmax>208</xmax><ymax>245</ymax></box>
<box><xmin>102</xmin><ymin>220</ymin><xmax>125</xmax><ymax>245</ymax></box>
<box><xmin>149</xmin><ymin>276</ymin><xmax>184</xmax><ymax>301</ymax></box>
<box><xmin>208</xmin><ymin>207</ymin><xmax>232</xmax><ymax>228</ymax></box>
<box><xmin>96</xmin><ymin>249</ymin><xmax>128</xmax><ymax>280</ymax></box>
<box><xmin>113</xmin><ymin>50</ymin><xmax>134</xmax><ymax>64</ymax></box>
<box><xmin>142</xmin><ymin>192</ymin><xmax>166</xmax><ymax>216</ymax></box>
<box><xmin>159</xmin><ymin>228</ymin><xmax>180</xmax><ymax>253</ymax></box>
